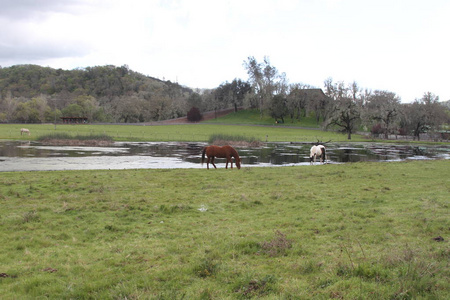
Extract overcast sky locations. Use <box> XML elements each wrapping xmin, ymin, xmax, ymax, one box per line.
<box><xmin>1</xmin><ymin>0</ymin><xmax>449</xmax><ymax>102</ymax></box>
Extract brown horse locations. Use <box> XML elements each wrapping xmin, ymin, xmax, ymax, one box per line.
<box><xmin>201</xmin><ymin>145</ymin><xmax>241</xmax><ymax>169</ymax></box>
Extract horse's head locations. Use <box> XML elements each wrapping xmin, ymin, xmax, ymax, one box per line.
<box><xmin>235</xmin><ymin>158</ymin><xmax>241</xmax><ymax>169</ymax></box>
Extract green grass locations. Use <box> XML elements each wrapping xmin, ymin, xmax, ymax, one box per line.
<box><xmin>0</xmin><ymin>160</ymin><xmax>449</xmax><ymax>299</ymax></box>
<box><xmin>208</xmin><ymin>133</ymin><xmax>260</xmax><ymax>144</ymax></box>
<box><xmin>204</xmin><ymin>109</ymin><xmax>321</xmax><ymax>127</ymax></box>
<box><xmin>0</xmin><ymin>108</ymin><xmax>362</xmax><ymax>143</ymax></box>
<box><xmin>0</xmin><ymin>122</ymin><xmax>365</xmax><ymax>144</ymax></box>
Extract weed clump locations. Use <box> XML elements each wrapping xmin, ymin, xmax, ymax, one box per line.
<box><xmin>259</xmin><ymin>230</ymin><xmax>293</xmax><ymax>257</ymax></box>
<box><xmin>22</xmin><ymin>210</ymin><xmax>39</xmax><ymax>223</ymax></box>
<box><xmin>193</xmin><ymin>257</ymin><xmax>219</xmax><ymax>278</ymax></box>
<box><xmin>234</xmin><ymin>275</ymin><xmax>277</xmax><ymax>298</ymax></box>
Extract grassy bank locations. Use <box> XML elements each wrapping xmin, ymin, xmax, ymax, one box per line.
<box><xmin>203</xmin><ymin>109</ymin><xmax>320</xmax><ymax>127</ymax></box>
<box><xmin>1</xmin><ymin>160</ymin><xmax>448</xmax><ymax>299</ymax></box>
<box><xmin>36</xmin><ymin>132</ymin><xmax>113</xmax><ymax>145</ymax></box>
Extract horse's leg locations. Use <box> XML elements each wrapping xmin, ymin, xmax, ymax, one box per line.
<box><xmin>206</xmin><ymin>157</ymin><xmax>211</xmax><ymax>169</ymax></box>
<box><xmin>226</xmin><ymin>156</ymin><xmax>232</xmax><ymax>169</ymax></box>
<box><xmin>211</xmin><ymin>157</ymin><xmax>217</xmax><ymax>169</ymax></box>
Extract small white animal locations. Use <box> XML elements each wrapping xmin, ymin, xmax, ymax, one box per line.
<box><xmin>310</xmin><ymin>145</ymin><xmax>327</xmax><ymax>164</ymax></box>
<box><xmin>20</xmin><ymin>128</ymin><xmax>30</xmax><ymax>136</ymax></box>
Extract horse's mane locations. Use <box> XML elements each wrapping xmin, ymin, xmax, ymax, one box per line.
<box><xmin>228</xmin><ymin>146</ymin><xmax>240</xmax><ymax>159</ymax></box>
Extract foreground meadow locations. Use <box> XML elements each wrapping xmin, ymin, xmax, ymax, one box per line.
<box><xmin>0</xmin><ymin>160</ymin><xmax>448</xmax><ymax>299</ymax></box>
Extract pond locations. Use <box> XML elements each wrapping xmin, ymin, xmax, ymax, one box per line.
<box><xmin>0</xmin><ymin>141</ymin><xmax>449</xmax><ymax>172</ymax></box>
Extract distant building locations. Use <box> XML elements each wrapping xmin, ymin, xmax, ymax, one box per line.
<box><xmin>60</xmin><ymin>117</ymin><xmax>88</xmax><ymax>124</ymax></box>
<box><xmin>298</xmin><ymin>88</ymin><xmax>328</xmax><ymax>100</ymax></box>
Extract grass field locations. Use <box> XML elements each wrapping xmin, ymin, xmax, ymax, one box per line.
<box><xmin>203</xmin><ymin>109</ymin><xmax>320</xmax><ymax>128</ymax></box>
<box><xmin>0</xmin><ymin>110</ymin><xmax>367</xmax><ymax>143</ymax></box>
<box><xmin>0</xmin><ymin>160</ymin><xmax>449</xmax><ymax>299</ymax></box>
<box><xmin>0</xmin><ymin>123</ymin><xmax>366</xmax><ymax>143</ymax></box>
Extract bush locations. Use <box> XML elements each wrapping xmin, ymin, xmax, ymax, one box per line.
<box><xmin>187</xmin><ymin>107</ymin><xmax>202</xmax><ymax>122</ymax></box>
<box><xmin>371</xmin><ymin>123</ymin><xmax>383</xmax><ymax>135</ymax></box>
<box><xmin>398</xmin><ymin>128</ymin><xmax>408</xmax><ymax>136</ymax></box>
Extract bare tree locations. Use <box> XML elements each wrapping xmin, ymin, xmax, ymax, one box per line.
<box><xmin>365</xmin><ymin>90</ymin><xmax>401</xmax><ymax>139</ymax></box>
<box><xmin>325</xmin><ymin>97</ymin><xmax>361</xmax><ymax>139</ymax></box>
<box><xmin>0</xmin><ymin>91</ymin><xmax>17</xmax><ymax>122</ymax></box>
<box><xmin>402</xmin><ymin>92</ymin><xmax>448</xmax><ymax>140</ymax></box>
<box><xmin>323</xmin><ymin>78</ymin><xmax>362</xmax><ymax>139</ymax></box>
<box><xmin>243</xmin><ymin>56</ymin><xmax>282</xmax><ymax>117</ymax></box>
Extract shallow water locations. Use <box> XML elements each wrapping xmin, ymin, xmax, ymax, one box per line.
<box><xmin>0</xmin><ymin>141</ymin><xmax>449</xmax><ymax>172</ymax></box>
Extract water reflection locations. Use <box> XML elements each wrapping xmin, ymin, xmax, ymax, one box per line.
<box><xmin>0</xmin><ymin>141</ymin><xmax>449</xmax><ymax>172</ymax></box>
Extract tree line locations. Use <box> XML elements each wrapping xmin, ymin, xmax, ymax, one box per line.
<box><xmin>242</xmin><ymin>56</ymin><xmax>449</xmax><ymax>140</ymax></box>
<box><xmin>1</xmin><ymin>61</ymin><xmax>449</xmax><ymax>140</ymax></box>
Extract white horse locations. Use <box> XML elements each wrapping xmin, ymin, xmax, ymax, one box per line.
<box><xmin>310</xmin><ymin>145</ymin><xmax>327</xmax><ymax>164</ymax></box>
<box><xmin>20</xmin><ymin>128</ymin><xmax>30</xmax><ymax>136</ymax></box>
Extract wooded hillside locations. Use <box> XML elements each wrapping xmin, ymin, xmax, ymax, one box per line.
<box><xmin>0</xmin><ymin>64</ymin><xmax>197</xmax><ymax>123</ymax></box>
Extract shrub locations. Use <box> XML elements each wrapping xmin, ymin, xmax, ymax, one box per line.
<box><xmin>187</xmin><ymin>107</ymin><xmax>202</xmax><ymax>122</ymax></box>
<box><xmin>371</xmin><ymin>123</ymin><xmax>383</xmax><ymax>135</ymax></box>
<box><xmin>398</xmin><ymin>127</ymin><xmax>408</xmax><ymax>136</ymax></box>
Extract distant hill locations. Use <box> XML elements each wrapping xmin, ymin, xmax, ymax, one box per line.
<box><xmin>0</xmin><ymin>64</ymin><xmax>192</xmax><ymax>99</ymax></box>
<box><xmin>0</xmin><ymin>64</ymin><xmax>197</xmax><ymax>123</ymax></box>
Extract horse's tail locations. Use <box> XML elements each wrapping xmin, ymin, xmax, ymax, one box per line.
<box><xmin>321</xmin><ymin>147</ymin><xmax>326</xmax><ymax>163</ymax></box>
<box><xmin>201</xmin><ymin>147</ymin><xmax>206</xmax><ymax>165</ymax></box>
<box><xmin>310</xmin><ymin>146</ymin><xmax>316</xmax><ymax>161</ymax></box>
